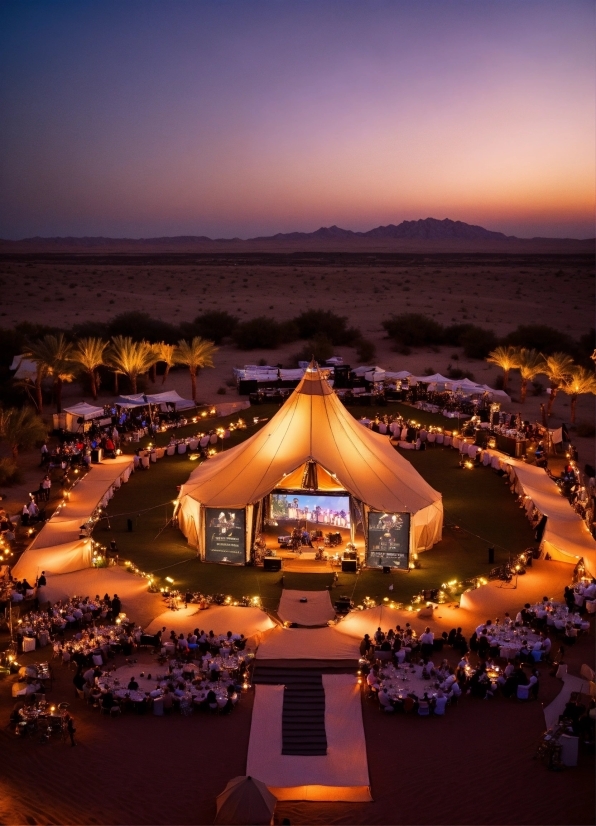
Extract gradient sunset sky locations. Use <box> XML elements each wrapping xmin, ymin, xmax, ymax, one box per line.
<box><xmin>1</xmin><ymin>0</ymin><xmax>594</xmax><ymax>239</ymax></box>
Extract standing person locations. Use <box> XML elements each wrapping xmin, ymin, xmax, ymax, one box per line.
<box><xmin>41</xmin><ymin>475</ymin><xmax>52</xmax><ymax>501</ymax></box>
<box><xmin>40</xmin><ymin>442</ymin><xmax>49</xmax><ymax>466</ymax></box>
<box><xmin>111</xmin><ymin>593</ymin><xmax>122</xmax><ymax>619</ymax></box>
<box><xmin>64</xmin><ymin>712</ymin><xmax>77</xmax><ymax>746</ymax></box>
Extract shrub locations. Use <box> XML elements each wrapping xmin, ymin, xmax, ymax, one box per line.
<box><xmin>503</xmin><ymin>325</ymin><xmax>577</xmax><ymax>356</ymax></box>
<box><xmin>356</xmin><ymin>338</ymin><xmax>377</xmax><ymax>363</ymax></box>
<box><xmin>0</xmin><ymin>458</ymin><xmax>22</xmax><ymax>486</ymax></box>
<box><xmin>292</xmin><ymin>310</ymin><xmax>359</xmax><ymax>345</ymax></box>
<box><xmin>446</xmin><ymin>367</ymin><xmax>475</xmax><ymax>380</ymax></box>
<box><xmin>108</xmin><ymin>312</ymin><xmax>179</xmax><ymax>343</ymax></box>
<box><xmin>233</xmin><ymin>317</ymin><xmax>296</xmax><ymax>349</ymax></box>
<box><xmin>382</xmin><ymin>314</ymin><xmax>444</xmax><ymax>347</ymax></box>
<box><xmin>460</xmin><ymin>326</ymin><xmax>498</xmax><ymax>359</ymax></box>
<box><xmin>190</xmin><ymin>311</ymin><xmax>239</xmax><ymax>344</ymax></box>
<box><xmin>295</xmin><ymin>334</ymin><xmax>335</xmax><ymax>364</ymax></box>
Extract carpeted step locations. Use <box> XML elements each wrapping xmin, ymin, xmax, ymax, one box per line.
<box><xmin>281</xmin><ymin>672</ymin><xmax>327</xmax><ymax>756</ymax></box>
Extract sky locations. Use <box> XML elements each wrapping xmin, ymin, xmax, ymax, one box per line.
<box><xmin>0</xmin><ymin>0</ymin><xmax>594</xmax><ymax>239</ymax></box>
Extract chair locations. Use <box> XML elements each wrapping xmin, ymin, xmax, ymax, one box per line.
<box><xmin>166</xmin><ymin>445</ymin><xmax>176</xmax><ymax>456</ymax></box>
<box><xmin>110</xmin><ymin>705</ymin><xmax>121</xmax><ymax>717</ymax></box>
<box><xmin>580</xmin><ymin>664</ymin><xmax>595</xmax><ymax>682</ymax></box>
<box><xmin>531</xmin><ymin>650</ymin><xmax>543</xmax><ymax>664</ymax></box>
<box><xmin>100</xmin><ymin>705</ymin><xmax>110</xmax><ymax>715</ymax></box>
<box><xmin>402</xmin><ymin>697</ymin><xmax>415</xmax><ymax>714</ymax></box>
<box><xmin>516</xmin><ymin>684</ymin><xmax>531</xmax><ymax>701</ymax></box>
<box><xmin>152</xmin><ymin>697</ymin><xmax>164</xmax><ymax>716</ymax></box>
<box><xmin>381</xmin><ymin>704</ymin><xmax>395</xmax><ymax>713</ymax></box>
<box><xmin>177</xmin><ymin>443</ymin><xmax>187</xmax><ymax>454</ymax></box>
<box><xmin>417</xmin><ymin>701</ymin><xmax>430</xmax><ymax>717</ymax></box>
<box><xmin>75</xmin><ymin>688</ymin><xmax>85</xmax><ymax>700</ymax></box>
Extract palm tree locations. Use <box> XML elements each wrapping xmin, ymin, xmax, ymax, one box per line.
<box><xmin>516</xmin><ymin>348</ymin><xmax>545</xmax><ymax>403</ymax></box>
<box><xmin>0</xmin><ymin>406</ymin><xmax>47</xmax><ymax>460</ymax></box>
<box><xmin>560</xmin><ymin>366</ymin><xmax>596</xmax><ymax>424</ymax></box>
<box><xmin>24</xmin><ymin>334</ymin><xmax>76</xmax><ymax>413</ymax></box>
<box><xmin>155</xmin><ymin>342</ymin><xmax>177</xmax><ymax>385</ymax></box>
<box><xmin>541</xmin><ymin>352</ymin><xmax>575</xmax><ymax>416</ymax></box>
<box><xmin>107</xmin><ymin>337</ymin><xmax>156</xmax><ymax>394</ymax></box>
<box><xmin>486</xmin><ymin>345</ymin><xmax>520</xmax><ymax>392</ymax></box>
<box><xmin>174</xmin><ymin>337</ymin><xmax>218</xmax><ymax>402</ymax></box>
<box><xmin>72</xmin><ymin>337</ymin><xmax>107</xmax><ymax>400</ymax></box>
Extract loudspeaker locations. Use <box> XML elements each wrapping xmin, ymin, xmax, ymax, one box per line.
<box><xmin>263</xmin><ymin>557</ymin><xmax>282</xmax><ymax>572</ymax></box>
<box><xmin>488</xmin><ymin>546</ymin><xmax>495</xmax><ymax>564</ymax></box>
<box><xmin>341</xmin><ymin>560</ymin><xmax>357</xmax><ymax>573</ymax></box>
<box><xmin>382</xmin><ymin>566</ymin><xmax>391</xmax><ymax>574</ymax></box>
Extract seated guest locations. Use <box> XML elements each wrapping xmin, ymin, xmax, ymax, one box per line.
<box><xmin>378</xmin><ymin>688</ymin><xmax>394</xmax><ymax>711</ymax></box>
<box><xmin>162</xmin><ymin>688</ymin><xmax>174</xmax><ymax>714</ymax></box>
<box><xmin>360</xmin><ymin>634</ymin><xmax>371</xmax><ymax>656</ymax></box>
<box><xmin>101</xmin><ymin>691</ymin><xmax>117</xmax><ymax>710</ymax></box>
<box><xmin>434</xmin><ymin>690</ymin><xmax>448</xmax><ymax>715</ymax></box>
<box><xmin>419</xmin><ymin>627</ymin><xmax>434</xmax><ymax>657</ymax></box>
<box><xmin>127</xmin><ymin>676</ymin><xmax>139</xmax><ymax>691</ymax></box>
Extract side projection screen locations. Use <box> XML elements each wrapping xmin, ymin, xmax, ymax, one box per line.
<box><xmin>205</xmin><ymin>508</ymin><xmax>246</xmax><ymax>563</ymax></box>
<box><xmin>367</xmin><ymin>512</ymin><xmax>410</xmax><ymax>570</ymax></box>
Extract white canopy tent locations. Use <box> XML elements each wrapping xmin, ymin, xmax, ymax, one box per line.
<box><xmin>116</xmin><ymin>390</ymin><xmax>195</xmax><ymax>410</ymax></box>
<box><xmin>177</xmin><ymin>364</ymin><xmax>443</xmax><ymax>562</ymax></box>
<box><xmin>62</xmin><ymin>402</ymin><xmax>105</xmax><ymax>432</ymax></box>
<box><xmin>9</xmin><ymin>355</ymin><xmax>38</xmax><ymax>381</ymax></box>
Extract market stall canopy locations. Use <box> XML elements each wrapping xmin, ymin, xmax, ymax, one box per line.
<box><xmin>215</xmin><ymin>776</ymin><xmax>277</xmax><ymax>825</ymax></box>
<box><xmin>116</xmin><ymin>390</ymin><xmax>195</xmax><ymax>410</ymax></box>
<box><xmin>178</xmin><ymin>364</ymin><xmax>443</xmax><ymax>549</ymax></box>
<box><xmin>351</xmin><ymin>365</ymin><xmax>384</xmax><ymax>377</ymax></box>
<box><xmin>63</xmin><ymin>402</ymin><xmax>104</xmax><ymax>420</ymax></box>
<box><xmin>412</xmin><ymin>373</ymin><xmax>452</xmax><ymax>384</ymax></box>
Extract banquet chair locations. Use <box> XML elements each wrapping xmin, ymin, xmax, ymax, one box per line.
<box><xmin>152</xmin><ymin>697</ymin><xmax>164</xmax><ymax>716</ymax></box>
<box><xmin>516</xmin><ymin>684</ymin><xmax>531</xmax><ymax>701</ymax></box>
<box><xmin>75</xmin><ymin>688</ymin><xmax>85</xmax><ymax>700</ymax></box>
<box><xmin>417</xmin><ymin>701</ymin><xmax>430</xmax><ymax>717</ymax></box>
<box><xmin>110</xmin><ymin>705</ymin><xmax>121</xmax><ymax>717</ymax></box>
<box><xmin>531</xmin><ymin>650</ymin><xmax>543</xmax><ymax>664</ymax></box>
<box><xmin>402</xmin><ymin>697</ymin><xmax>415</xmax><ymax>714</ymax></box>
<box><xmin>166</xmin><ymin>445</ymin><xmax>176</xmax><ymax>456</ymax></box>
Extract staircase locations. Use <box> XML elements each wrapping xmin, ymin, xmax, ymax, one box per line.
<box><xmin>253</xmin><ymin>666</ymin><xmax>327</xmax><ymax>756</ymax></box>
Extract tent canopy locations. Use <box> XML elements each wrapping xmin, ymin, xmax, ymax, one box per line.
<box><xmin>215</xmin><ymin>776</ymin><xmax>276</xmax><ymax>825</ymax></box>
<box><xmin>116</xmin><ymin>390</ymin><xmax>195</xmax><ymax>410</ymax></box>
<box><xmin>64</xmin><ymin>402</ymin><xmax>104</xmax><ymax>420</ymax></box>
<box><xmin>179</xmin><ymin>365</ymin><xmax>443</xmax><ymax>519</ymax></box>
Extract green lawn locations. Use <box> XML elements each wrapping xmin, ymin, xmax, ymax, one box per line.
<box><xmin>99</xmin><ymin>399</ymin><xmax>534</xmax><ymax>610</ymax></box>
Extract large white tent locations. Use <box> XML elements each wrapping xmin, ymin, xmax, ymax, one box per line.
<box><xmin>178</xmin><ymin>364</ymin><xmax>443</xmax><ymax>563</ymax></box>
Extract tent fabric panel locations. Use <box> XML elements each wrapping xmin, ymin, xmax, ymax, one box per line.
<box><xmin>12</xmin><ymin>538</ymin><xmax>93</xmax><ymax>581</ymax></box>
<box><xmin>179</xmin><ymin>368</ymin><xmax>441</xmax><ymax>515</ymax></box>
<box><xmin>277</xmin><ymin>590</ymin><xmax>336</xmax><ymax>626</ymax></box>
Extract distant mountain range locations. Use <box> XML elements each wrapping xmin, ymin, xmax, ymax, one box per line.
<box><xmin>252</xmin><ymin>217</ymin><xmax>513</xmax><ymax>241</ymax></box>
<box><xmin>1</xmin><ymin>218</ymin><xmax>591</xmax><ymax>251</ymax></box>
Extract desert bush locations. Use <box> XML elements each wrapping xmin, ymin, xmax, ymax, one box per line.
<box><xmin>356</xmin><ymin>338</ymin><xmax>377</xmax><ymax>363</ymax></box>
<box><xmin>460</xmin><ymin>326</ymin><xmax>498</xmax><ymax>359</ymax></box>
<box><xmin>446</xmin><ymin>367</ymin><xmax>475</xmax><ymax>380</ymax></box>
<box><xmin>108</xmin><ymin>312</ymin><xmax>179</xmax><ymax>343</ymax></box>
<box><xmin>503</xmin><ymin>325</ymin><xmax>577</xmax><ymax>357</ymax></box>
<box><xmin>382</xmin><ymin>314</ymin><xmax>444</xmax><ymax>347</ymax></box>
<box><xmin>233</xmin><ymin>317</ymin><xmax>297</xmax><ymax>349</ymax></box>
<box><xmin>295</xmin><ymin>334</ymin><xmax>335</xmax><ymax>364</ymax></box>
<box><xmin>292</xmin><ymin>310</ymin><xmax>359</xmax><ymax>345</ymax></box>
<box><xmin>189</xmin><ymin>311</ymin><xmax>239</xmax><ymax>344</ymax></box>
<box><xmin>576</xmin><ymin>422</ymin><xmax>596</xmax><ymax>438</ymax></box>
<box><xmin>0</xmin><ymin>458</ymin><xmax>22</xmax><ymax>486</ymax></box>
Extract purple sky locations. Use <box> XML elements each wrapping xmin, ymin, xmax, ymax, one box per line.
<box><xmin>1</xmin><ymin>0</ymin><xmax>594</xmax><ymax>239</ymax></box>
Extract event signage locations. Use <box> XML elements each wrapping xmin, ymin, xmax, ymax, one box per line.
<box><xmin>204</xmin><ymin>508</ymin><xmax>246</xmax><ymax>563</ymax></box>
<box><xmin>367</xmin><ymin>512</ymin><xmax>410</xmax><ymax>569</ymax></box>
